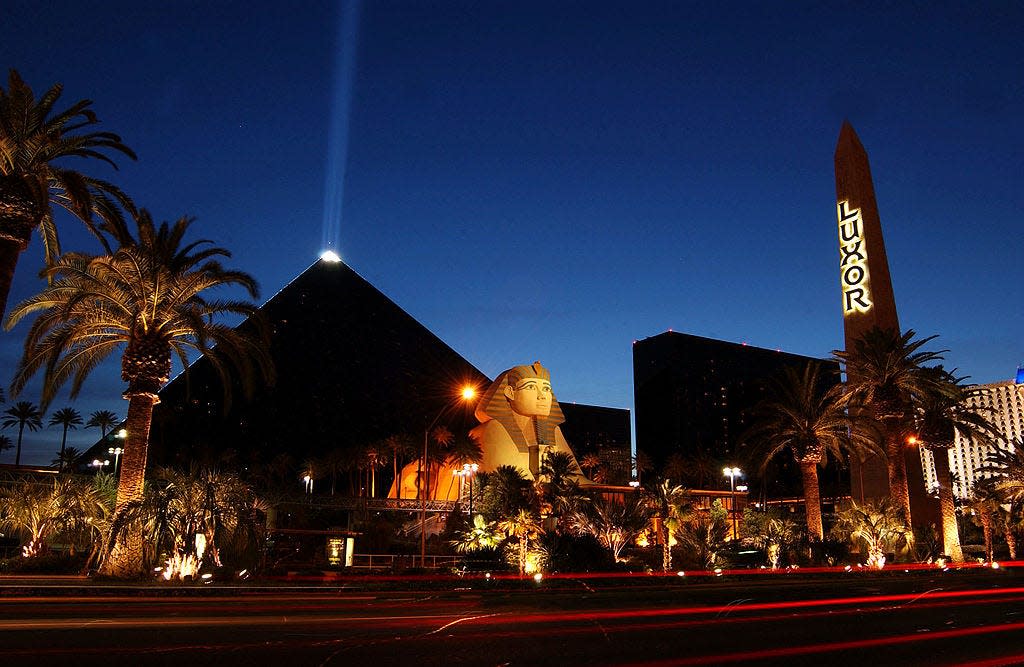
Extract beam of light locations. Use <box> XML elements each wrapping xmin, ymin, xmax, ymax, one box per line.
<box><xmin>320</xmin><ymin>0</ymin><xmax>361</xmax><ymax>260</ymax></box>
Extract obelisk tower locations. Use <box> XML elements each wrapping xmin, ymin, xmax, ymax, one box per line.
<box><xmin>834</xmin><ymin>122</ymin><xmax>936</xmax><ymax>525</ymax></box>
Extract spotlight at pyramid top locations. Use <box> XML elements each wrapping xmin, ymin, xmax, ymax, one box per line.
<box><xmin>320</xmin><ymin>249</ymin><xmax>341</xmax><ymax>263</ymax></box>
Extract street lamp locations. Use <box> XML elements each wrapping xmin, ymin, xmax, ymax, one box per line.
<box><xmin>421</xmin><ymin>385</ymin><xmax>477</xmax><ymax>566</ymax></box>
<box><xmin>107</xmin><ymin>447</ymin><xmax>123</xmax><ymax>475</ymax></box>
<box><xmin>723</xmin><ymin>466</ymin><xmax>742</xmax><ymax>540</ymax></box>
<box><xmin>453</xmin><ymin>463</ymin><xmax>480</xmax><ymax>516</ymax></box>
<box><xmin>302</xmin><ymin>474</ymin><xmax>313</xmax><ymax>495</ymax></box>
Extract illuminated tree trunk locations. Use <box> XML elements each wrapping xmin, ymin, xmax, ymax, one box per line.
<box><xmin>799</xmin><ymin>460</ymin><xmax>824</xmax><ymax>541</ymax></box>
<box><xmin>103</xmin><ymin>391</ymin><xmax>158</xmax><ymax>577</ymax></box>
<box><xmin>1003</xmin><ymin>515</ymin><xmax>1017</xmax><ymax>560</ymax></box>
<box><xmin>884</xmin><ymin>427</ymin><xmax>912</xmax><ymax>530</ymax></box>
<box><xmin>0</xmin><ymin>176</ymin><xmax>38</xmax><ymax>321</ymax></box>
<box><xmin>930</xmin><ymin>444</ymin><xmax>963</xmax><ymax>562</ymax></box>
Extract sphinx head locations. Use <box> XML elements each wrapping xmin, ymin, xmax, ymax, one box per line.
<box><xmin>503</xmin><ymin>362</ymin><xmax>553</xmax><ymax>418</ymax></box>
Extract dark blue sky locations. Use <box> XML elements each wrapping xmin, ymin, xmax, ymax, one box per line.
<box><xmin>2</xmin><ymin>1</ymin><xmax>1022</xmax><ymax>465</ymax></box>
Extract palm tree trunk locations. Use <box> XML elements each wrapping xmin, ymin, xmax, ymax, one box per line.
<box><xmin>799</xmin><ymin>461</ymin><xmax>824</xmax><ymax>541</ymax></box>
<box><xmin>104</xmin><ymin>393</ymin><xmax>158</xmax><ymax>577</ymax></box>
<box><xmin>15</xmin><ymin>422</ymin><xmax>25</xmax><ymax>467</ymax></box>
<box><xmin>885</xmin><ymin>432</ymin><xmax>912</xmax><ymax>529</ymax></box>
<box><xmin>60</xmin><ymin>426</ymin><xmax>69</xmax><ymax>459</ymax></box>
<box><xmin>982</xmin><ymin>515</ymin><xmax>993</xmax><ymax>562</ymax></box>
<box><xmin>1004</xmin><ymin>517</ymin><xmax>1017</xmax><ymax>560</ymax></box>
<box><xmin>0</xmin><ymin>235</ymin><xmax>25</xmax><ymax>323</ymax></box>
<box><xmin>931</xmin><ymin>446</ymin><xmax>963</xmax><ymax>562</ymax></box>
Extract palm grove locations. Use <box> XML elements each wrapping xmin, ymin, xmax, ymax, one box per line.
<box><xmin>3</xmin><ymin>70</ymin><xmax>1023</xmax><ymax>578</ymax></box>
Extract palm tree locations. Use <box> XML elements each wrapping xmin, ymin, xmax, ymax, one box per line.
<box><xmin>681</xmin><ymin>447</ymin><xmax>719</xmax><ymax>489</ymax></box>
<box><xmin>913</xmin><ymin>367</ymin><xmax>997</xmax><ymax>562</ymax></box>
<box><xmin>5</xmin><ymin>212</ymin><xmax>273</xmax><ymax>577</ymax></box>
<box><xmin>0</xmin><ymin>69</ymin><xmax>136</xmax><ymax>320</ymax></box>
<box><xmin>747</xmin><ymin>363</ymin><xmax>876</xmax><ymax>540</ymax></box>
<box><xmin>963</xmin><ymin>489</ymin><xmax>1001</xmax><ymax>562</ymax></box>
<box><xmin>86</xmin><ymin>410</ymin><xmax>120</xmax><ymax>438</ymax></box>
<box><xmin>318</xmin><ymin>448</ymin><xmax>348</xmax><ymax>496</ymax></box>
<box><xmin>834</xmin><ymin>327</ymin><xmax>948</xmax><ymax>527</ymax></box>
<box><xmin>0</xmin><ymin>476</ymin><xmax>105</xmax><ymax>557</ymax></box>
<box><xmin>1</xmin><ymin>401</ymin><xmax>43</xmax><ymax>466</ymax></box>
<box><xmin>675</xmin><ymin>501</ymin><xmax>732</xmax><ymax>570</ymax></box>
<box><xmin>109</xmin><ymin>466</ymin><xmax>266</xmax><ymax>577</ymax></box>
<box><xmin>48</xmin><ymin>407</ymin><xmax>83</xmax><ymax>462</ymax></box>
<box><xmin>381</xmin><ymin>433</ymin><xmax>416</xmax><ymax>499</ymax></box>
<box><xmin>644</xmin><ymin>478</ymin><xmax>690</xmax><ymax>571</ymax></box>
<box><xmin>579</xmin><ymin>453</ymin><xmax>606</xmax><ymax>483</ymax></box>
<box><xmin>978</xmin><ymin>439</ymin><xmax>1024</xmax><ymax>504</ymax></box>
<box><xmin>0</xmin><ymin>434</ymin><xmax>12</xmax><ymax>461</ymax></box>
<box><xmin>538</xmin><ymin>450</ymin><xmax>586</xmax><ymax>525</ymax></box>
<box><xmin>476</xmin><ymin>465</ymin><xmax>537</xmax><ymax>520</ymax></box>
<box><xmin>565</xmin><ymin>493</ymin><xmax>651</xmax><ymax>563</ymax></box>
<box><xmin>498</xmin><ymin>508</ymin><xmax>544</xmax><ymax>575</ymax></box>
<box><xmin>831</xmin><ymin>499</ymin><xmax>911</xmax><ymax>569</ymax></box>
<box><xmin>52</xmin><ymin>446</ymin><xmax>83</xmax><ymax>472</ymax></box>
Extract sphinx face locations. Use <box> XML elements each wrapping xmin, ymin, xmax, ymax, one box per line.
<box><xmin>505</xmin><ymin>377</ymin><xmax>553</xmax><ymax>417</ymax></box>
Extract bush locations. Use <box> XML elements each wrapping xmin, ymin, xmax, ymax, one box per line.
<box><xmin>0</xmin><ymin>552</ymin><xmax>88</xmax><ymax>574</ymax></box>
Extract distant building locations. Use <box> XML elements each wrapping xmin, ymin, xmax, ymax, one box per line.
<box><xmin>632</xmin><ymin>331</ymin><xmax>841</xmax><ymax>497</ymax></box>
<box><xmin>920</xmin><ymin>378</ymin><xmax>1024</xmax><ymax>500</ymax></box>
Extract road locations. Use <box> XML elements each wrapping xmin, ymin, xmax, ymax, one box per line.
<box><xmin>2</xmin><ymin>569</ymin><xmax>1024</xmax><ymax>666</ymax></box>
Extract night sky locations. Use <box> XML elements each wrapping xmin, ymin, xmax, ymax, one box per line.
<box><xmin>2</xmin><ymin>1</ymin><xmax>1021</xmax><ymax>465</ymax></box>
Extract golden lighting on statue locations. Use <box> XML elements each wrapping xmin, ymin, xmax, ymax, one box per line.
<box><xmin>837</xmin><ymin>200</ymin><xmax>873</xmax><ymax>315</ymax></box>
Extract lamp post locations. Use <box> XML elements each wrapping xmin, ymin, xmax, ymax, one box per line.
<box><xmin>107</xmin><ymin>447</ymin><xmax>123</xmax><ymax>475</ymax></box>
<box><xmin>723</xmin><ymin>466</ymin><xmax>742</xmax><ymax>540</ymax></box>
<box><xmin>454</xmin><ymin>463</ymin><xmax>480</xmax><ymax>516</ymax></box>
<box><xmin>421</xmin><ymin>385</ymin><xmax>477</xmax><ymax>567</ymax></box>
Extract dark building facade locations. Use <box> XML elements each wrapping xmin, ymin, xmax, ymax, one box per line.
<box><xmin>632</xmin><ymin>331</ymin><xmax>842</xmax><ymax>497</ymax></box>
<box><xmin>144</xmin><ymin>258</ymin><xmax>629</xmax><ymax>492</ymax></box>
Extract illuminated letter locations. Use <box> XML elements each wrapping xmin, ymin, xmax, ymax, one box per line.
<box><xmin>840</xmin><ymin>240</ymin><xmax>866</xmax><ymax>266</ymax></box>
<box><xmin>845</xmin><ymin>288</ymin><xmax>872</xmax><ymax>313</ymax></box>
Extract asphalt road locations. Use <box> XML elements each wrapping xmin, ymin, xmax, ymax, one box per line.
<box><xmin>2</xmin><ymin>569</ymin><xmax>1024</xmax><ymax>666</ymax></box>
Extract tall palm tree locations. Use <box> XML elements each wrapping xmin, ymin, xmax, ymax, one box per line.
<box><xmin>85</xmin><ymin>409</ymin><xmax>120</xmax><ymax>438</ymax></box>
<box><xmin>5</xmin><ymin>212</ymin><xmax>273</xmax><ymax>577</ymax></box>
<box><xmin>747</xmin><ymin>363</ymin><xmax>876</xmax><ymax>540</ymax></box>
<box><xmin>913</xmin><ymin>367</ymin><xmax>997</xmax><ymax>562</ymax></box>
<box><xmin>644</xmin><ymin>478</ymin><xmax>690</xmax><ymax>571</ymax></box>
<box><xmin>48</xmin><ymin>407</ymin><xmax>83</xmax><ymax>461</ymax></box>
<box><xmin>0</xmin><ymin>69</ymin><xmax>136</xmax><ymax>320</ymax></box>
<box><xmin>1</xmin><ymin>401</ymin><xmax>43</xmax><ymax>466</ymax></box>
<box><xmin>381</xmin><ymin>433</ymin><xmax>415</xmax><ymax>499</ymax></box>
<box><xmin>834</xmin><ymin>327</ymin><xmax>948</xmax><ymax>528</ymax></box>
<box><xmin>681</xmin><ymin>447</ymin><xmax>719</xmax><ymax>489</ymax></box>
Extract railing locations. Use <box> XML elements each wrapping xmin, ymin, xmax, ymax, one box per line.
<box><xmin>275</xmin><ymin>495</ymin><xmax>457</xmax><ymax>512</ymax></box>
<box><xmin>348</xmin><ymin>553</ymin><xmax>461</xmax><ymax>571</ymax></box>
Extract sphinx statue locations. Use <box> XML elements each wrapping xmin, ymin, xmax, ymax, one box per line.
<box><xmin>387</xmin><ymin>361</ymin><xmax>587</xmax><ymax>501</ymax></box>
<box><xmin>470</xmin><ymin>361</ymin><xmax>585</xmax><ymax>481</ymax></box>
